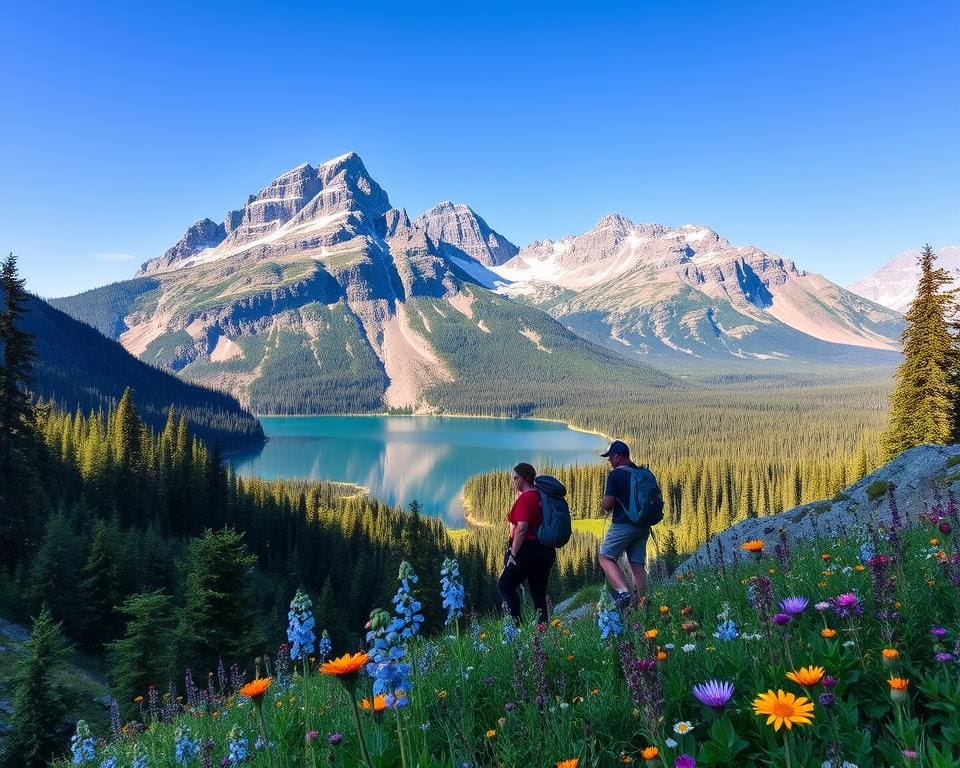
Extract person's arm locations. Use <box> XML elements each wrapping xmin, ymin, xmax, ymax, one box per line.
<box><xmin>602</xmin><ymin>470</ymin><xmax>618</xmax><ymax>513</ymax></box>
<box><xmin>510</xmin><ymin>522</ymin><xmax>529</xmax><ymax>561</ymax></box>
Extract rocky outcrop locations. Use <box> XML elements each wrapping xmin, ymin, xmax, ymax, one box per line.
<box><xmin>415</xmin><ymin>202</ymin><xmax>518</xmax><ymax>267</ymax></box>
<box><xmin>678</xmin><ymin>443</ymin><xmax>960</xmax><ymax>572</ymax></box>
<box><xmin>141</xmin><ymin>218</ymin><xmax>226</xmax><ymax>274</ymax></box>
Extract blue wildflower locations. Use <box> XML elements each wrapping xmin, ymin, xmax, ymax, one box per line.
<box><xmin>174</xmin><ymin>725</ymin><xmax>201</xmax><ymax>765</ymax></box>
<box><xmin>100</xmin><ymin>759</ymin><xmax>117</xmax><ymax>768</ymax></box>
<box><xmin>286</xmin><ymin>589</ymin><xmax>316</xmax><ymax>661</ymax></box>
<box><xmin>860</xmin><ymin>542</ymin><xmax>876</xmax><ymax>563</ymax></box>
<box><xmin>70</xmin><ymin>720</ymin><xmax>96</xmax><ymax>764</ymax></box>
<box><xmin>713</xmin><ymin>619</ymin><xmax>739</xmax><ymax>640</ymax></box>
<box><xmin>392</xmin><ymin>561</ymin><xmax>425</xmax><ymax>639</ymax></box>
<box><xmin>440</xmin><ymin>557</ymin><xmax>466</xmax><ymax>626</ymax></box>
<box><xmin>227</xmin><ymin>725</ymin><xmax>249</xmax><ymax>763</ymax></box>
<box><xmin>318</xmin><ymin>629</ymin><xmax>332</xmax><ymax>662</ymax></box>
<box><xmin>502</xmin><ymin>620</ymin><xmax>519</xmax><ymax>645</ymax></box>
<box><xmin>596</xmin><ymin>592</ymin><xmax>624</xmax><ymax>640</ymax></box>
<box><xmin>131</xmin><ymin>758</ymin><xmax>148</xmax><ymax>768</ymax></box>
<box><xmin>469</xmin><ymin>616</ymin><xmax>487</xmax><ymax>652</ymax></box>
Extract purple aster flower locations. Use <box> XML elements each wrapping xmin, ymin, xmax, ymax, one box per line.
<box><xmin>821</xmin><ymin>675</ymin><xmax>838</xmax><ymax>688</ymax></box>
<box><xmin>819</xmin><ymin>693</ymin><xmax>835</xmax><ymax>708</ymax></box>
<box><xmin>692</xmin><ymin>679</ymin><xmax>734</xmax><ymax>709</ymax></box>
<box><xmin>831</xmin><ymin>592</ymin><xmax>863</xmax><ymax>618</ymax></box>
<box><xmin>328</xmin><ymin>732</ymin><xmax>344</xmax><ymax>746</ymax></box>
<box><xmin>633</xmin><ymin>658</ymin><xmax>657</xmax><ymax>672</ymax></box>
<box><xmin>931</xmin><ymin>626</ymin><xmax>949</xmax><ymax>638</ymax></box>
<box><xmin>779</xmin><ymin>596</ymin><xmax>809</xmax><ymax>615</ymax></box>
<box><xmin>772</xmin><ymin>613</ymin><xmax>792</xmax><ymax>626</ymax></box>
<box><xmin>675</xmin><ymin>756</ymin><xmax>696</xmax><ymax>768</ymax></box>
<box><xmin>935</xmin><ymin>652</ymin><xmax>953</xmax><ymax>663</ymax></box>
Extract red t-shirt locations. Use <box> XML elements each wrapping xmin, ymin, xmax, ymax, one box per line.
<box><xmin>508</xmin><ymin>489</ymin><xmax>542</xmax><ymax>542</ymax></box>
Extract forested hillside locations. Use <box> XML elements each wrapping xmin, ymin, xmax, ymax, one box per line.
<box><xmin>23</xmin><ymin>292</ymin><xmax>263</xmax><ymax>449</ymax></box>
<box><xmin>464</xmin><ymin>373</ymin><xmax>890</xmax><ymax>555</ymax></box>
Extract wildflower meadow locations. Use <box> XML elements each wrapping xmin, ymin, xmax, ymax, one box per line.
<box><xmin>54</xmin><ymin>496</ymin><xmax>960</xmax><ymax>768</ymax></box>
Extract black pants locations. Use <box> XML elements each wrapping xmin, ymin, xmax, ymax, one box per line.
<box><xmin>498</xmin><ymin>539</ymin><xmax>556</xmax><ymax>623</ymax></box>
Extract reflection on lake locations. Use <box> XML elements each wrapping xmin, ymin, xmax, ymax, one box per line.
<box><xmin>229</xmin><ymin>416</ymin><xmax>608</xmax><ymax>526</ymax></box>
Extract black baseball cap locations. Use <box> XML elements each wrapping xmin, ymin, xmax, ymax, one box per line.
<box><xmin>601</xmin><ymin>440</ymin><xmax>630</xmax><ymax>457</ymax></box>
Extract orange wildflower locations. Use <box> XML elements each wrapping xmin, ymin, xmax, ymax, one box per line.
<box><xmin>656</xmin><ymin>650</ymin><xmax>668</xmax><ymax>661</ymax></box>
<box><xmin>360</xmin><ymin>694</ymin><xmax>388</xmax><ymax>713</ymax></box>
<box><xmin>659</xmin><ymin>605</ymin><xmax>670</xmax><ymax>615</ymax></box>
<box><xmin>239</xmin><ymin>677</ymin><xmax>272</xmax><ymax>701</ymax></box>
<box><xmin>888</xmin><ymin>677</ymin><xmax>909</xmax><ymax>691</ymax></box>
<box><xmin>644</xmin><ymin>629</ymin><xmax>658</xmax><ymax>639</ymax></box>
<box><xmin>821</xmin><ymin>628</ymin><xmax>837</xmax><ymax>638</ymax></box>
<box><xmin>486</xmin><ymin>729</ymin><xmax>496</xmax><ymax>738</ymax></box>
<box><xmin>882</xmin><ymin>648</ymin><xmax>899</xmax><ymax>661</ymax></box>
<box><xmin>785</xmin><ymin>666</ymin><xmax>824</xmax><ymax>686</ymax></box>
<box><xmin>641</xmin><ymin>746</ymin><xmax>659</xmax><ymax>760</ymax></box>
<box><xmin>556</xmin><ymin>760</ymin><xmax>580</xmax><ymax>768</ymax></box>
<box><xmin>741</xmin><ymin>539</ymin><xmax>764</xmax><ymax>553</ymax></box>
<box><xmin>752</xmin><ymin>689</ymin><xmax>815</xmax><ymax>731</ymax></box>
<box><xmin>320</xmin><ymin>652</ymin><xmax>369</xmax><ymax>679</ymax></box>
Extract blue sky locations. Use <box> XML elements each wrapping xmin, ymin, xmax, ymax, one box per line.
<box><xmin>2</xmin><ymin>1</ymin><xmax>957</xmax><ymax>298</ymax></box>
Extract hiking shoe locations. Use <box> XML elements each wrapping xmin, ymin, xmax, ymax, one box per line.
<box><xmin>613</xmin><ymin>590</ymin><xmax>633</xmax><ymax>611</ymax></box>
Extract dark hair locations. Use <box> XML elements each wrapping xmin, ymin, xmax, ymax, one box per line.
<box><xmin>513</xmin><ymin>462</ymin><xmax>536</xmax><ymax>485</ymax></box>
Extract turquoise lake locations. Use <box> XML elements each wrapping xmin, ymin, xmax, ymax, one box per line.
<box><xmin>229</xmin><ymin>416</ymin><xmax>609</xmax><ymax>525</ymax></box>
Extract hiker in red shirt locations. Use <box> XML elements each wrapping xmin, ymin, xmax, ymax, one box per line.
<box><xmin>498</xmin><ymin>462</ymin><xmax>556</xmax><ymax>623</ymax></box>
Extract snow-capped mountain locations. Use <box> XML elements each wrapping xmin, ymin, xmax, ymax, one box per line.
<box><xmin>53</xmin><ymin>154</ymin><xmax>672</xmax><ymax>414</ymax></box>
<box><xmin>848</xmin><ymin>246</ymin><xmax>960</xmax><ymax>313</ymax></box>
<box><xmin>485</xmin><ymin>214</ymin><xmax>904</xmax><ymax>361</ymax></box>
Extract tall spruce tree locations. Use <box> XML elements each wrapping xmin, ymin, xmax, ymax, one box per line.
<box><xmin>177</xmin><ymin>528</ymin><xmax>262</xmax><ymax>674</ymax></box>
<box><xmin>0</xmin><ymin>252</ymin><xmax>37</xmax><ymax>568</ymax></box>
<box><xmin>107</xmin><ymin>590</ymin><xmax>176</xmax><ymax>721</ymax></box>
<box><xmin>1</xmin><ymin>606</ymin><xmax>69</xmax><ymax>768</ymax></box>
<box><xmin>882</xmin><ymin>244</ymin><xmax>958</xmax><ymax>459</ymax></box>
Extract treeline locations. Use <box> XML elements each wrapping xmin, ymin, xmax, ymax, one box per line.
<box><xmin>463</xmin><ymin>428</ymin><xmax>884</xmax><ymax>557</ymax></box>
<box><xmin>24</xmin><ymin>291</ymin><xmax>264</xmax><ymax>449</ymax></box>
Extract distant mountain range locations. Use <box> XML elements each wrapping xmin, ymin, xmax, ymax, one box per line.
<box><xmin>847</xmin><ymin>245</ymin><xmax>960</xmax><ymax>313</ymax></box>
<box><xmin>52</xmin><ymin>153</ymin><xmax>673</xmax><ymax>414</ymax></box>
<box><xmin>49</xmin><ymin>152</ymin><xmax>913</xmax><ymax>413</ymax></box>
<box><xmin>22</xmin><ymin>293</ymin><xmax>263</xmax><ymax>448</ymax></box>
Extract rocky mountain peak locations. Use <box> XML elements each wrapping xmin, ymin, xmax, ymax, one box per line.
<box><xmin>414</xmin><ymin>201</ymin><xmax>518</xmax><ymax>267</ymax></box>
<box><xmin>848</xmin><ymin>245</ymin><xmax>960</xmax><ymax>312</ymax></box>
<box><xmin>138</xmin><ymin>152</ymin><xmax>392</xmax><ymax>276</ymax></box>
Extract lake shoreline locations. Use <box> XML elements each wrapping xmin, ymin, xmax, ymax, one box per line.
<box><xmin>252</xmin><ymin>411</ymin><xmax>613</xmax><ymax>442</ymax></box>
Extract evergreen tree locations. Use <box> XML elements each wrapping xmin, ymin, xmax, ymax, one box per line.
<box><xmin>0</xmin><ymin>252</ymin><xmax>37</xmax><ymax>568</ymax></box>
<box><xmin>1</xmin><ymin>606</ymin><xmax>69</xmax><ymax>768</ymax></box>
<box><xmin>107</xmin><ymin>590</ymin><xmax>176</xmax><ymax>721</ymax></box>
<box><xmin>77</xmin><ymin>519</ymin><xmax>120</xmax><ymax>649</ymax></box>
<box><xmin>882</xmin><ymin>244</ymin><xmax>958</xmax><ymax>459</ymax></box>
<box><xmin>177</xmin><ymin>528</ymin><xmax>262</xmax><ymax>674</ymax></box>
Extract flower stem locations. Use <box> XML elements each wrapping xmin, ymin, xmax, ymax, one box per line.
<box><xmin>254</xmin><ymin>701</ymin><xmax>274</xmax><ymax>768</ymax></box>
<box><xmin>349</xmin><ymin>694</ymin><xmax>374</xmax><ymax>768</ymax></box>
<box><xmin>783</xmin><ymin>729</ymin><xmax>792</xmax><ymax>768</ymax></box>
<box><xmin>395</xmin><ymin>708</ymin><xmax>409</xmax><ymax>768</ymax></box>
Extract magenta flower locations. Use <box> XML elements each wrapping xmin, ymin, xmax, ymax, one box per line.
<box><xmin>675</xmin><ymin>756</ymin><xmax>696</xmax><ymax>768</ymax></box>
<box><xmin>779</xmin><ymin>596</ymin><xmax>809</xmax><ymax>615</ymax></box>
<box><xmin>772</xmin><ymin>613</ymin><xmax>792</xmax><ymax>625</ymax></box>
<box><xmin>831</xmin><ymin>592</ymin><xmax>863</xmax><ymax>618</ymax></box>
<box><xmin>692</xmin><ymin>679</ymin><xmax>734</xmax><ymax>709</ymax></box>
<box><xmin>821</xmin><ymin>675</ymin><xmax>838</xmax><ymax>688</ymax></box>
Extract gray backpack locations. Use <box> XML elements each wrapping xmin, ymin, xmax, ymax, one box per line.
<box><xmin>534</xmin><ymin>475</ymin><xmax>572</xmax><ymax>548</ymax></box>
<box><xmin>617</xmin><ymin>466</ymin><xmax>665</xmax><ymax>527</ymax></box>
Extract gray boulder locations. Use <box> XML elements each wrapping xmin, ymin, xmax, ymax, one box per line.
<box><xmin>678</xmin><ymin>443</ymin><xmax>960</xmax><ymax>572</ymax></box>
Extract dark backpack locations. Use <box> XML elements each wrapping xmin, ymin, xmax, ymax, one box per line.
<box><xmin>534</xmin><ymin>475</ymin><xmax>572</xmax><ymax>548</ymax></box>
<box><xmin>617</xmin><ymin>466</ymin><xmax>664</xmax><ymax>527</ymax></box>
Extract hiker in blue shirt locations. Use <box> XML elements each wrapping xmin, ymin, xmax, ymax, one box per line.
<box><xmin>598</xmin><ymin>440</ymin><xmax>652</xmax><ymax>609</ymax></box>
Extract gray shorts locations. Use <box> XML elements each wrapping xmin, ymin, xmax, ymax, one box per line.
<box><xmin>599</xmin><ymin>523</ymin><xmax>650</xmax><ymax>566</ymax></box>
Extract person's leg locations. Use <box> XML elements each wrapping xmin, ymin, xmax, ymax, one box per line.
<box><xmin>498</xmin><ymin>559</ymin><xmax>526</xmax><ymax>622</ymax></box>
<box><xmin>526</xmin><ymin>543</ymin><xmax>555</xmax><ymax>623</ymax></box>
<box><xmin>626</xmin><ymin>528</ymin><xmax>650</xmax><ymax>600</ymax></box>
<box><xmin>599</xmin><ymin>524</ymin><xmax>631</xmax><ymax>599</ymax></box>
